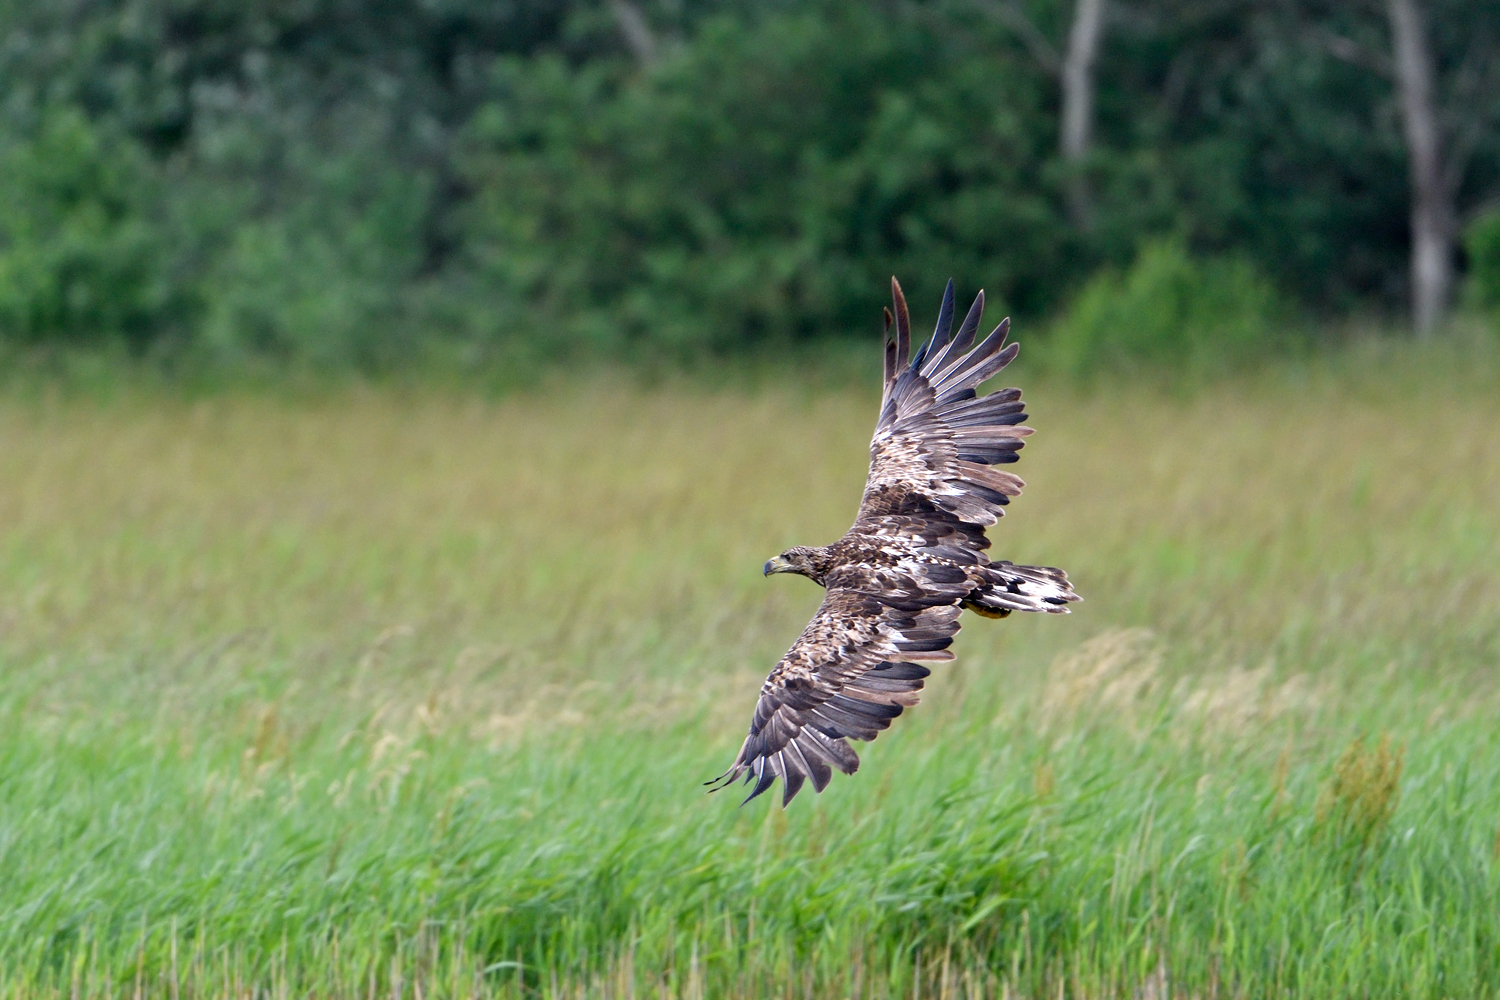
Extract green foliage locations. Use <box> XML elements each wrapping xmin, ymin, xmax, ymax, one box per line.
<box><xmin>462</xmin><ymin>7</ymin><xmax>1062</xmax><ymax>353</ymax></box>
<box><xmin>1045</xmin><ymin>237</ymin><xmax>1289</xmax><ymax>375</ymax></box>
<box><xmin>201</xmin><ymin>164</ymin><xmax>433</xmax><ymax>368</ymax></box>
<box><xmin>0</xmin><ymin>109</ymin><xmax>179</xmax><ymax>348</ymax></box>
<box><xmin>1466</xmin><ymin>209</ymin><xmax>1500</xmax><ymax>309</ymax></box>
<box><xmin>0</xmin><ymin>0</ymin><xmax>1498</xmax><ymax>363</ymax></box>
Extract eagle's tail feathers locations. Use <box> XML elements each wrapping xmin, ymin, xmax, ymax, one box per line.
<box><xmin>965</xmin><ymin>561</ymin><xmax>1081</xmax><ymax>615</ymax></box>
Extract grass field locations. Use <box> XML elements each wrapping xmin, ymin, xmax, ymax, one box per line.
<box><xmin>1</xmin><ymin>340</ymin><xmax>1498</xmax><ymax>997</ymax></box>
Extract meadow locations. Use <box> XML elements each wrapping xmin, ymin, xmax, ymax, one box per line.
<box><xmin>0</xmin><ymin>339</ymin><xmax>1498</xmax><ymax>998</ymax></box>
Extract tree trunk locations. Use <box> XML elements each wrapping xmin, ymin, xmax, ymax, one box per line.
<box><xmin>610</xmin><ymin>0</ymin><xmax>659</xmax><ymax>68</ymax></box>
<box><xmin>1387</xmin><ymin>0</ymin><xmax>1453</xmax><ymax>336</ymax></box>
<box><xmin>1060</xmin><ymin>0</ymin><xmax>1105</xmax><ymax>230</ymax></box>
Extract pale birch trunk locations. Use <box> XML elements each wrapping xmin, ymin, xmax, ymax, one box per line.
<box><xmin>1061</xmin><ymin>0</ymin><xmax>1106</xmax><ymax>230</ymax></box>
<box><xmin>610</xmin><ymin>0</ymin><xmax>659</xmax><ymax>68</ymax></box>
<box><xmin>1387</xmin><ymin>0</ymin><xmax>1453</xmax><ymax>336</ymax></box>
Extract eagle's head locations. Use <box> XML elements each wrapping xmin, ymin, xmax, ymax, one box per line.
<box><xmin>764</xmin><ymin>545</ymin><xmax>823</xmax><ymax>581</ymax></box>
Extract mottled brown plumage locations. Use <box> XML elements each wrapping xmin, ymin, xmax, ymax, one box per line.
<box><xmin>708</xmin><ymin>278</ymin><xmax>1080</xmax><ymax>805</ymax></box>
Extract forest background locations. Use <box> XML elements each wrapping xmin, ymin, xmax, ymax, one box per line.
<box><xmin>3</xmin><ymin>0</ymin><xmax>1500</xmax><ymax>371</ymax></box>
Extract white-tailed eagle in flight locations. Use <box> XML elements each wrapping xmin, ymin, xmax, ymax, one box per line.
<box><xmin>709</xmin><ymin>278</ymin><xmax>1079</xmax><ymax>805</ymax></box>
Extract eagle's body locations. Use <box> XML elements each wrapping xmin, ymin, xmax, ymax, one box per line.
<box><xmin>709</xmin><ymin>278</ymin><xmax>1079</xmax><ymax>806</ymax></box>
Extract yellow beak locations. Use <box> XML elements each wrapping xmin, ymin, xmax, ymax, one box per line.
<box><xmin>764</xmin><ymin>555</ymin><xmax>794</xmax><ymax>576</ymax></box>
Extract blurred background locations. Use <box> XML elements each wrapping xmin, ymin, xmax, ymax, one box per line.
<box><xmin>1</xmin><ymin>3</ymin><xmax>1499</xmax><ymax>996</ymax></box>
<box><xmin>1</xmin><ymin>0</ymin><xmax>1498</xmax><ymax>371</ymax></box>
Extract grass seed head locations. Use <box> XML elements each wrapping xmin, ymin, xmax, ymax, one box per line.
<box><xmin>1315</xmin><ymin>734</ymin><xmax>1405</xmax><ymax>870</ymax></box>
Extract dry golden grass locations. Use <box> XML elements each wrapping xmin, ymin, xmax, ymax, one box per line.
<box><xmin>2</xmin><ymin>353</ymin><xmax>1495</xmax><ymax>728</ymax></box>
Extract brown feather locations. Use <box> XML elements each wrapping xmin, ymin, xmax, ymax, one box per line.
<box><xmin>891</xmin><ymin>277</ymin><xmax>911</xmax><ymax>372</ymax></box>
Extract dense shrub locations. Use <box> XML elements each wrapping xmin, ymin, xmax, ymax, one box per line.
<box><xmin>1465</xmin><ymin>210</ymin><xmax>1500</xmax><ymax>310</ymax></box>
<box><xmin>1044</xmin><ymin>237</ymin><xmax>1289</xmax><ymax>375</ymax></box>
<box><xmin>0</xmin><ymin>111</ymin><xmax>181</xmax><ymax>348</ymax></box>
<box><xmin>0</xmin><ymin>0</ymin><xmax>1497</xmax><ymax>363</ymax></box>
<box><xmin>200</xmin><ymin>165</ymin><xmax>433</xmax><ymax>368</ymax></box>
<box><xmin>461</xmin><ymin>8</ymin><xmax>1064</xmax><ymax>353</ymax></box>
<box><xmin>455</xmin><ymin>0</ymin><xmax>1492</xmax><ymax>358</ymax></box>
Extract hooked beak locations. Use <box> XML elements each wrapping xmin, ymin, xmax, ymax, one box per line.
<box><xmin>764</xmin><ymin>555</ymin><xmax>793</xmax><ymax>576</ymax></box>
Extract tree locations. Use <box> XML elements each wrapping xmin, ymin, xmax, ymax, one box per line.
<box><xmin>972</xmin><ymin>0</ymin><xmax>1108</xmax><ymax>230</ymax></box>
<box><xmin>1386</xmin><ymin>0</ymin><xmax>1453</xmax><ymax>335</ymax></box>
<box><xmin>1060</xmin><ymin>0</ymin><xmax>1107</xmax><ymax>229</ymax></box>
<box><xmin>610</xmin><ymin>0</ymin><xmax>662</xmax><ymax>67</ymax></box>
<box><xmin>1311</xmin><ymin>0</ymin><xmax>1500</xmax><ymax>333</ymax></box>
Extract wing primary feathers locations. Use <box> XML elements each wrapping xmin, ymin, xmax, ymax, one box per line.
<box><xmin>797</xmin><ymin>740</ymin><xmax>836</xmax><ymax>791</ymax></box>
<box><xmin>933</xmin><ymin>319</ymin><xmax>1012</xmax><ymax>401</ymax></box>
<box><xmin>911</xmin><ymin>337</ymin><xmax>931</xmax><ymax>373</ymax></box>
<box><xmin>826</xmin><ymin>694</ymin><xmax>903</xmax><ymax>720</ymax></box>
<box><xmin>928</xmin><ymin>278</ymin><xmax>956</xmax><ymax>358</ymax></box>
<box><xmin>924</xmin><ymin>290</ymin><xmax>984</xmax><ymax>377</ymax></box>
<box><xmin>891</xmin><ymin>277</ymin><xmax>911</xmax><ymax>372</ymax></box>
<box><xmin>806</xmin><ymin>728</ymin><xmax>860</xmax><ymax>773</ymax></box>
<box><xmin>743</xmin><ymin>757</ymin><xmax>776</xmax><ymax>805</ymax></box>
<box><xmin>806</xmin><ymin>705</ymin><xmax>880</xmax><ymax>740</ymax></box>
<box><xmin>939</xmin><ymin>342</ymin><xmax>1020</xmax><ymax>403</ymax></box>
<box><xmin>780</xmin><ymin>742</ymin><xmax>814</xmax><ymax>804</ymax></box>
<box><xmin>869</xmin><ymin>662</ymin><xmax>932</xmax><ymax>680</ymax></box>
<box><xmin>952</xmin><ymin>291</ymin><xmax>985</xmax><ymax>354</ymax></box>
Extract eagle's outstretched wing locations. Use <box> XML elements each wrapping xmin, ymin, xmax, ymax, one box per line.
<box><xmin>859</xmin><ymin>277</ymin><xmax>1030</xmax><ymax>538</ymax></box>
<box><xmin>706</xmin><ymin>589</ymin><xmax>961</xmax><ymax>806</ymax></box>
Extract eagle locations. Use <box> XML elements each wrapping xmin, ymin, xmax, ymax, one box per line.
<box><xmin>708</xmin><ymin>278</ymin><xmax>1079</xmax><ymax>806</ymax></box>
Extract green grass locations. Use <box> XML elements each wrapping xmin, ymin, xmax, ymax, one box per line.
<box><xmin>1</xmin><ymin>338</ymin><xmax>1498</xmax><ymax>997</ymax></box>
